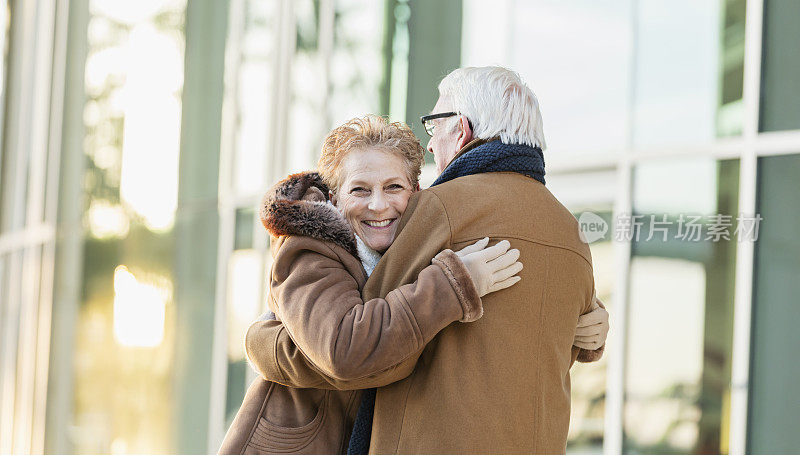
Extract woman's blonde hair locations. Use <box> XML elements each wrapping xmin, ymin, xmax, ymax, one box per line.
<box><xmin>318</xmin><ymin>115</ymin><xmax>425</xmax><ymax>192</ymax></box>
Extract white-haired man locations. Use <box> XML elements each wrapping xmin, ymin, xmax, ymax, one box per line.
<box><xmin>245</xmin><ymin>66</ymin><xmax>608</xmax><ymax>454</ymax></box>
<box><xmin>350</xmin><ymin>66</ymin><xmax>605</xmax><ymax>453</ymax></box>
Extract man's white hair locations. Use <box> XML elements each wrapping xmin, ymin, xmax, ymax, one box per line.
<box><xmin>437</xmin><ymin>66</ymin><xmax>546</xmax><ymax>150</ymax></box>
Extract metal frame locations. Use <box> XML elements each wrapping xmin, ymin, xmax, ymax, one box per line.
<box><xmin>728</xmin><ymin>0</ymin><xmax>765</xmax><ymax>453</ymax></box>
<box><xmin>0</xmin><ymin>0</ymin><xmax>66</xmax><ymax>454</ymax></box>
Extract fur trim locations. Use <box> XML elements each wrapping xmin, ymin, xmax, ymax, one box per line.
<box><xmin>432</xmin><ymin>249</ymin><xmax>483</xmax><ymax>322</ymax></box>
<box><xmin>577</xmin><ymin>344</ymin><xmax>605</xmax><ymax>363</ymax></box>
<box><xmin>261</xmin><ymin>171</ymin><xmax>359</xmax><ymax>258</ymax></box>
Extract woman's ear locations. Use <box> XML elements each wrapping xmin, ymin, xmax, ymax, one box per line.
<box><xmin>329</xmin><ymin>191</ymin><xmax>337</xmax><ymax>206</ymax></box>
<box><xmin>413</xmin><ymin>182</ymin><xmax>420</xmax><ymax>192</ymax></box>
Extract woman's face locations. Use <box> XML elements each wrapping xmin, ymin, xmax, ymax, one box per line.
<box><xmin>333</xmin><ymin>147</ymin><xmax>416</xmax><ymax>253</ymax></box>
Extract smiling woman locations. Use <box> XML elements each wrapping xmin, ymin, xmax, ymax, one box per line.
<box><xmin>317</xmin><ymin>115</ymin><xmax>426</xmax><ymax>252</ymax></box>
<box><xmin>333</xmin><ymin>148</ymin><xmax>414</xmax><ymax>253</ymax></box>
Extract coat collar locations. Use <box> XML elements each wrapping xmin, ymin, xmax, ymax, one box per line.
<box><xmin>260</xmin><ymin>171</ymin><xmax>359</xmax><ymax>258</ymax></box>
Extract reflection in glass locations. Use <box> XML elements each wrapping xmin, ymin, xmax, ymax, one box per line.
<box><xmin>0</xmin><ymin>0</ymin><xmax>8</xmax><ymax>148</ymax></box>
<box><xmin>230</xmin><ymin>0</ymin><xmax>278</xmax><ymax>196</ymax></box>
<box><xmin>748</xmin><ymin>154</ymin><xmax>800</xmax><ymax>453</ymax></box>
<box><xmin>287</xmin><ymin>0</ymin><xmax>326</xmax><ymax>174</ymax></box>
<box><xmin>287</xmin><ymin>0</ymin><xmax>386</xmax><ymax>174</ymax></box>
<box><xmin>329</xmin><ymin>0</ymin><xmax>385</xmax><ymax>125</ymax></box>
<box><xmin>624</xmin><ymin>158</ymin><xmax>739</xmax><ymax>454</ymax></box>
<box><xmin>717</xmin><ymin>0</ymin><xmax>745</xmax><ymax>137</ymax></box>
<box><xmin>759</xmin><ymin>0</ymin><xmax>800</xmax><ymax>132</ymax></box>
<box><xmin>224</xmin><ymin>249</ymin><xmax>263</xmax><ymax>426</ymax></box>
<box><xmin>632</xmin><ymin>0</ymin><xmax>724</xmax><ymax>147</ymax></box>
<box><xmin>469</xmin><ymin>0</ymin><xmax>633</xmax><ymax>155</ymax></box>
<box><xmin>71</xmin><ymin>1</ymin><xmax>186</xmax><ymax>453</ymax></box>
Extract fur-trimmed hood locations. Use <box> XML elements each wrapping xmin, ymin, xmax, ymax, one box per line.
<box><xmin>260</xmin><ymin>171</ymin><xmax>359</xmax><ymax>258</ymax></box>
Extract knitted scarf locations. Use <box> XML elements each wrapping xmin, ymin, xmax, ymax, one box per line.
<box><xmin>347</xmin><ymin>139</ymin><xmax>546</xmax><ymax>455</ymax></box>
<box><xmin>432</xmin><ymin>139</ymin><xmax>545</xmax><ymax>187</ymax></box>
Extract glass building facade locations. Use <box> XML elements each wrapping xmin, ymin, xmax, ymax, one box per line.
<box><xmin>0</xmin><ymin>0</ymin><xmax>798</xmax><ymax>454</ymax></box>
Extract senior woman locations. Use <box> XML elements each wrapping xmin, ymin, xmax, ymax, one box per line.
<box><xmin>219</xmin><ymin>115</ymin><xmax>524</xmax><ymax>455</ymax></box>
<box><xmin>219</xmin><ymin>115</ymin><xmax>608</xmax><ymax>454</ymax></box>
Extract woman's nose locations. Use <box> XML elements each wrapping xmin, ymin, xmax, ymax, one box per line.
<box><xmin>368</xmin><ymin>192</ymin><xmax>389</xmax><ymax>212</ymax></box>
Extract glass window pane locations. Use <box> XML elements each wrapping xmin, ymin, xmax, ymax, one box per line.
<box><xmin>624</xmin><ymin>158</ymin><xmax>739</xmax><ymax>454</ymax></box>
<box><xmin>748</xmin><ymin>154</ymin><xmax>800</xmax><ymax>453</ymax></box>
<box><xmin>0</xmin><ymin>0</ymin><xmax>8</xmax><ymax>156</ymax></box>
<box><xmin>718</xmin><ymin>0</ymin><xmax>746</xmax><ymax>137</ymax></box>
<box><xmin>69</xmin><ymin>1</ymin><xmax>187</xmax><ymax>454</ymax></box>
<box><xmin>463</xmin><ymin>0</ymin><xmax>633</xmax><ymax>158</ymax></box>
<box><xmin>759</xmin><ymin>0</ymin><xmax>800</xmax><ymax>132</ymax></box>
<box><xmin>234</xmin><ymin>207</ymin><xmax>254</xmax><ymax>251</ymax></box>
<box><xmin>632</xmin><ymin>0</ymin><xmax>733</xmax><ymax>148</ymax></box>
<box><xmin>328</xmin><ymin>0</ymin><xmax>385</xmax><ymax>126</ymax></box>
<box><xmin>230</xmin><ymin>0</ymin><xmax>278</xmax><ymax>196</ymax></box>
<box><xmin>286</xmin><ymin>0</ymin><xmax>326</xmax><ymax>174</ymax></box>
<box><xmin>223</xmin><ymin>249</ymin><xmax>263</xmax><ymax>427</ymax></box>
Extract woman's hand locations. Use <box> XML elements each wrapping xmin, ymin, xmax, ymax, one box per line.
<box><xmin>574</xmin><ymin>297</ymin><xmax>609</xmax><ymax>350</ymax></box>
<box><xmin>454</xmin><ymin>237</ymin><xmax>523</xmax><ymax>297</ymax></box>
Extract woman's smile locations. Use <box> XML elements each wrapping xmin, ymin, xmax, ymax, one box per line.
<box><xmin>333</xmin><ymin>147</ymin><xmax>414</xmax><ymax>253</ymax></box>
<box><xmin>363</xmin><ymin>218</ymin><xmax>396</xmax><ymax>228</ymax></box>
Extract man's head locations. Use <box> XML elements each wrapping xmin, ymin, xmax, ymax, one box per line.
<box><xmin>424</xmin><ymin>66</ymin><xmax>547</xmax><ymax>174</ymax></box>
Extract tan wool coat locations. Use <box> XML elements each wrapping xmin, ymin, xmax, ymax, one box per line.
<box><xmin>219</xmin><ymin>172</ymin><xmax>483</xmax><ymax>455</ymax></box>
<box><xmin>243</xmin><ymin>139</ymin><xmax>604</xmax><ymax>454</ymax></box>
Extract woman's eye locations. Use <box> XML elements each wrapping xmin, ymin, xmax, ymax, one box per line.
<box><xmin>387</xmin><ymin>184</ymin><xmax>404</xmax><ymax>190</ymax></box>
<box><xmin>350</xmin><ymin>187</ymin><xmax>368</xmax><ymax>194</ymax></box>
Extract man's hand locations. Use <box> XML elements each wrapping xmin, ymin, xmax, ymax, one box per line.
<box><xmin>454</xmin><ymin>238</ymin><xmax>523</xmax><ymax>297</ymax></box>
<box><xmin>574</xmin><ymin>297</ymin><xmax>609</xmax><ymax>350</ymax></box>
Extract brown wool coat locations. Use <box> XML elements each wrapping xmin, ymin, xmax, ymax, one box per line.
<box><xmin>243</xmin><ymin>140</ymin><xmax>604</xmax><ymax>454</ymax></box>
<box><xmin>218</xmin><ymin>172</ymin><xmax>483</xmax><ymax>455</ymax></box>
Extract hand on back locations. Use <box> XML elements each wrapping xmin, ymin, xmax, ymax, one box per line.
<box><xmin>454</xmin><ymin>237</ymin><xmax>523</xmax><ymax>297</ymax></box>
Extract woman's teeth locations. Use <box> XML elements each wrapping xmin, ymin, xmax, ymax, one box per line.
<box><xmin>364</xmin><ymin>219</ymin><xmax>393</xmax><ymax>228</ymax></box>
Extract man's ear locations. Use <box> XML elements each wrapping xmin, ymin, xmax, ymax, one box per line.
<box><xmin>457</xmin><ymin>115</ymin><xmax>473</xmax><ymax>149</ymax></box>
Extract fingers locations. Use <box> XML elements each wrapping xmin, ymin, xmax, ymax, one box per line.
<box><xmin>492</xmin><ymin>261</ymin><xmax>523</xmax><ymax>283</ymax></box>
<box><xmin>486</xmin><ymin>275</ymin><xmax>521</xmax><ymax>294</ymax></box>
<box><xmin>486</xmin><ymin>248</ymin><xmax>520</xmax><ymax>270</ymax></box>
<box><xmin>473</xmin><ymin>239</ymin><xmax>511</xmax><ymax>262</ymax></box>
<box><xmin>577</xmin><ymin>307</ymin><xmax>608</xmax><ymax>327</ymax></box>
<box><xmin>455</xmin><ymin>237</ymin><xmax>490</xmax><ymax>257</ymax></box>
<box><xmin>575</xmin><ymin>325</ymin><xmax>604</xmax><ymax>337</ymax></box>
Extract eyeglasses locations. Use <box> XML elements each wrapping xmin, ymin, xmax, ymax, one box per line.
<box><xmin>420</xmin><ymin>111</ymin><xmax>459</xmax><ymax>137</ymax></box>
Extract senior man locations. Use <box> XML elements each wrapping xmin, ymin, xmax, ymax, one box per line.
<box><xmin>244</xmin><ymin>66</ymin><xmax>608</xmax><ymax>454</ymax></box>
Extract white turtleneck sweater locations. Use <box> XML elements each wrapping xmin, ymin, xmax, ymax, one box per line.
<box><xmin>355</xmin><ymin>234</ymin><xmax>382</xmax><ymax>277</ymax></box>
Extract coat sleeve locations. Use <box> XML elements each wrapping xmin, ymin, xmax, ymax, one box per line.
<box><xmin>245</xmin><ymin>196</ymin><xmax>477</xmax><ymax>389</ymax></box>
<box><xmin>246</xmin><ymin>318</ymin><xmax>420</xmax><ymax>390</ymax></box>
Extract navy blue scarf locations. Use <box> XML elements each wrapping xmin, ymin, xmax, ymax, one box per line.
<box><xmin>347</xmin><ymin>140</ymin><xmax>545</xmax><ymax>455</ymax></box>
<box><xmin>432</xmin><ymin>139</ymin><xmax>545</xmax><ymax>187</ymax></box>
<box><xmin>346</xmin><ymin>388</ymin><xmax>375</xmax><ymax>455</ymax></box>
